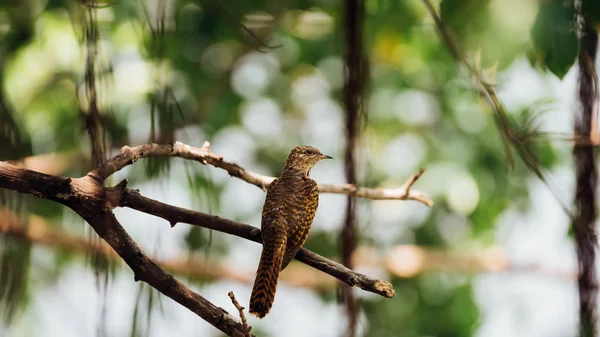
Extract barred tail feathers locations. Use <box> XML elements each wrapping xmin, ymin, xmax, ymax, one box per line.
<box><xmin>249</xmin><ymin>235</ymin><xmax>286</xmax><ymax>318</ymax></box>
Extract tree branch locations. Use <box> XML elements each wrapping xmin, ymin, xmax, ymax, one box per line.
<box><xmin>90</xmin><ymin>141</ymin><xmax>432</xmax><ymax>206</ymax></box>
<box><xmin>117</xmin><ymin>187</ymin><xmax>396</xmax><ymax>298</ymax></box>
<box><xmin>0</xmin><ymin>161</ymin><xmax>251</xmax><ymax>337</ymax></box>
<box><xmin>228</xmin><ymin>291</ymin><xmax>252</xmax><ymax>337</ymax></box>
<box><xmin>80</xmin><ymin>211</ymin><xmax>251</xmax><ymax>337</ymax></box>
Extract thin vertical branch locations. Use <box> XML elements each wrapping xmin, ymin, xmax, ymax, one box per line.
<box><xmin>82</xmin><ymin>5</ymin><xmax>106</xmax><ymax>169</ymax></box>
<box><xmin>0</xmin><ymin>6</ymin><xmax>33</xmax><ymax>324</ymax></box>
<box><xmin>80</xmin><ymin>6</ymin><xmax>111</xmax><ymax>335</ymax></box>
<box><xmin>573</xmin><ymin>2</ymin><xmax>598</xmax><ymax>336</ymax></box>
<box><xmin>342</xmin><ymin>0</ymin><xmax>368</xmax><ymax>334</ymax></box>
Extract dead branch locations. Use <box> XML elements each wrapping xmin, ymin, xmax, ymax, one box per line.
<box><xmin>90</xmin><ymin>141</ymin><xmax>432</xmax><ymax>206</ymax></box>
<box><xmin>228</xmin><ymin>291</ymin><xmax>252</xmax><ymax>337</ymax></box>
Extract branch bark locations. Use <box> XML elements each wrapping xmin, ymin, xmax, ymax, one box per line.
<box><xmin>0</xmin><ymin>162</ymin><xmax>252</xmax><ymax>337</ymax></box>
<box><xmin>118</xmin><ymin>187</ymin><xmax>396</xmax><ymax>298</ymax></box>
<box><xmin>1</xmin><ymin>137</ymin><xmax>424</xmax><ymax>333</ymax></box>
<box><xmin>90</xmin><ymin>141</ymin><xmax>432</xmax><ymax>206</ymax></box>
<box><xmin>0</xmin><ymin>151</ymin><xmax>399</xmax><ymax>336</ymax></box>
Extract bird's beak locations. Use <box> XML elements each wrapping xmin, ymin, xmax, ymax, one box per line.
<box><xmin>321</xmin><ymin>154</ymin><xmax>333</xmax><ymax>160</ymax></box>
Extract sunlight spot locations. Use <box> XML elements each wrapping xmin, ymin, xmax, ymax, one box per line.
<box><xmin>369</xmin><ymin>87</ymin><xmax>396</xmax><ymax>120</ymax></box>
<box><xmin>231</xmin><ymin>53</ymin><xmax>279</xmax><ymax>99</ymax></box>
<box><xmin>392</xmin><ymin>90</ymin><xmax>440</xmax><ymax>126</ymax></box>
<box><xmin>387</xmin><ymin>245</ymin><xmax>425</xmax><ymax>278</ymax></box>
<box><xmin>113</xmin><ymin>58</ymin><xmax>152</xmax><ymax>99</ymax></box>
<box><xmin>317</xmin><ymin>56</ymin><xmax>344</xmax><ymax>90</ymax></box>
<box><xmin>291</xmin><ymin>72</ymin><xmax>331</xmax><ymax>106</ymax></box>
<box><xmin>241</xmin><ymin>98</ymin><xmax>283</xmax><ymax>139</ymax></box>
<box><xmin>447</xmin><ymin>174</ymin><xmax>480</xmax><ymax>215</ymax></box>
<box><xmin>382</xmin><ymin>133</ymin><xmax>426</xmax><ymax>178</ymax></box>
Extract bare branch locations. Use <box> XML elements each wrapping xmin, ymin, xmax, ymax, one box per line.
<box><xmin>0</xmin><ymin>162</ymin><xmax>251</xmax><ymax>337</ymax></box>
<box><xmin>319</xmin><ymin>168</ymin><xmax>431</xmax><ymax>206</ymax></box>
<box><xmin>228</xmin><ymin>291</ymin><xmax>252</xmax><ymax>337</ymax></box>
<box><xmin>117</xmin><ymin>187</ymin><xmax>396</xmax><ymax>298</ymax></box>
<box><xmin>0</xmin><ymin>158</ymin><xmax>394</xmax><ymax>337</ymax></box>
<box><xmin>91</xmin><ymin>142</ymin><xmax>432</xmax><ymax>206</ymax></box>
<box><xmin>80</xmin><ymin>210</ymin><xmax>251</xmax><ymax>337</ymax></box>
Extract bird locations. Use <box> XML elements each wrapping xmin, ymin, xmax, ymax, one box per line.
<box><xmin>249</xmin><ymin>145</ymin><xmax>331</xmax><ymax>318</ymax></box>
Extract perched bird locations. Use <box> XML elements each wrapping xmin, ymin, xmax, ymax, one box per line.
<box><xmin>249</xmin><ymin>145</ymin><xmax>331</xmax><ymax>318</ymax></box>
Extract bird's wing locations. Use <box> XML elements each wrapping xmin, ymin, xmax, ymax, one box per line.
<box><xmin>260</xmin><ymin>178</ymin><xmax>284</xmax><ymax>235</ymax></box>
<box><xmin>281</xmin><ymin>178</ymin><xmax>319</xmax><ymax>269</ymax></box>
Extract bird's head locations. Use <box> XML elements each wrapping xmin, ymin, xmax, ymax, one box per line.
<box><xmin>284</xmin><ymin>145</ymin><xmax>332</xmax><ymax>175</ymax></box>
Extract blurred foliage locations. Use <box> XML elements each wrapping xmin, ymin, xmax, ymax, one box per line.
<box><xmin>0</xmin><ymin>0</ymin><xmax>594</xmax><ymax>336</ymax></box>
<box><xmin>0</xmin><ymin>239</ymin><xmax>30</xmax><ymax>324</ymax></box>
<box><xmin>363</xmin><ymin>277</ymin><xmax>478</xmax><ymax>337</ymax></box>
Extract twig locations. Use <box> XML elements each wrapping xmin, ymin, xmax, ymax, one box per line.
<box><xmin>117</xmin><ymin>187</ymin><xmax>396</xmax><ymax>298</ymax></box>
<box><xmin>228</xmin><ymin>291</ymin><xmax>252</xmax><ymax>337</ymax></box>
<box><xmin>90</xmin><ymin>141</ymin><xmax>433</xmax><ymax>206</ymax></box>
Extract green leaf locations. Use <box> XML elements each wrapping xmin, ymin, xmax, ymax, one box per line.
<box><xmin>530</xmin><ymin>1</ymin><xmax>578</xmax><ymax>79</ymax></box>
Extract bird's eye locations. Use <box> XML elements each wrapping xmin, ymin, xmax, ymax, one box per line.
<box><xmin>306</xmin><ymin>150</ymin><xmax>314</xmax><ymax>155</ymax></box>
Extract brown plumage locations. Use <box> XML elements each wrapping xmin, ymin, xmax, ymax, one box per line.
<box><xmin>249</xmin><ymin>145</ymin><xmax>331</xmax><ymax>318</ymax></box>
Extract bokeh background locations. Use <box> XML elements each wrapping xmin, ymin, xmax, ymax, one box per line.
<box><xmin>0</xmin><ymin>0</ymin><xmax>597</xmax><ymax>336</ymax></box>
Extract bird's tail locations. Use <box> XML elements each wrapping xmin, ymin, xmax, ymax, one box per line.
<box><xmin>249</xmin><ymin>235</ymin><xmax>286</xmax><ymax>318</ymax></box>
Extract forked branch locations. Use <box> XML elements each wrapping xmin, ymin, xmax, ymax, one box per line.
<box><xmin>0</xmin><ymin>162</ymin><xmax>252</xmax><ymax>337</ymax></box>
<box><xmin>1</xmin><ymin>138</ymin><xmax>422</xmax><ymax>335</ymax></box>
